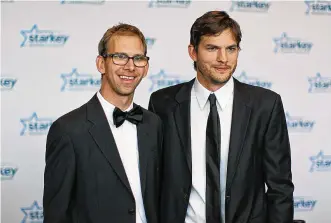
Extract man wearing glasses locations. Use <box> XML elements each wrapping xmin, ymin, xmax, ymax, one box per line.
<box><xmin>43</xmin><ymin>23</ymin><xmax>163</xmax><ymax>223</ymax></box>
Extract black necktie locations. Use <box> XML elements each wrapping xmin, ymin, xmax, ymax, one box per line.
<box><xmin>113</xmin><ymin>105</ymin><xmax>143</xmax><ymax>128</ymax></box>
<box><xmin>206</xmin><ymin>93</ymin><xmax>221</xmax><ymax>223</ymax></box>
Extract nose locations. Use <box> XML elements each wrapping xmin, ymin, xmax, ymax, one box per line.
<box><xmin>124</xmin><ymin>58</ymin><xmax>135</xmax><ymax>71</ymax></box>
<box><xmin>216</xmin><ymin>48</ymin><xmax>228</xmax><ymax>63</ymax></box>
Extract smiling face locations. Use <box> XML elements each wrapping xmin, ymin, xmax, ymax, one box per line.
<box><xmin>96</xmin><ymin>34</ymin><xmax>149</xmax><ymax>98</ymax></box>
<box><xmin>189</xmin><ymin>28</ymin><xmax>240</xmax><ymax>91</ymax></box>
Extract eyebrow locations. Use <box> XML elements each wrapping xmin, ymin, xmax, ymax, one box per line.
<box><xmin>113</xmin><ymin>52</ymin><xmax>145</xmax><ymax>57</ymax></box>
<box><xmin>205</xmin><ymin>44</ymin><xmax>238</xmax><ymax>48</ymax></box>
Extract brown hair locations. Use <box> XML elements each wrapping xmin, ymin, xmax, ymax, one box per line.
<box><xmin>190</xmin><ymin>11</ymin><xmax>242</xmax><ymax>70</ymax></box>
<box><xmin>98</xmin><ymin>23</ymin><xmax>147</xmax><ymax>56</ymax></box>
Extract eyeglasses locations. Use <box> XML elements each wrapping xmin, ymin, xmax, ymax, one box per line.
<box><xmin>103</xmin><ymin>53</ymin><xmax>149</xmax><ymax>67</ymax></box>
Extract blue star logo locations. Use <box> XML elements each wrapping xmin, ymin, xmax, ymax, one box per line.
<box><xmin>20</xmin><ymin>24</ymin><xmax>69</xmax><ymax>47</ymax></box>
<box><xmin>148</xmin><ymin>0</ymin><xmax>191</xmax><ymax>8</ymax></box>
<box><xmin>20</xmin><ymin>112</ymin><xmax>53</xmax><ymax>136</ymax></box>
<box><xmin>273</xmin><ymin>32</ymin><xmax>291</xmax><ymax>53</ymax></box>
<box><xmin>60</xmin><ymin>0</ymin><xmax>105</xmax><ymax>4</ymax></box>
<box><xmin>230</xmin><ymin>0</ymin><xmax>270</xmax><ymax>12</ymax></box>
<box><xmin>236</xmin><ymin>71</ymin><xmax>252</xmax><ymax>82</ymax></box>
<box><xmin>20</xmin><ymin>24</ymin><xmax>51</xmax><ymax>47</ymax></box>
<box><xmin>309</xmin><ymin>150</ymin><xmax>331</xmax><ymax>172</ymax></box>
<box><xmin>235</xmin><ymin>71</ymin><xmax>272</xmax><ymax>89</ymax></box>
<box><xmin>229</xmin><ymin>0</ymin><xmax>238</xmax><ymax>11</ymax></box>
<box><xmin>305</xmin><ymin>0</ymin><xmax>331</xmax><ymax>15</ymax></box>
<box><xmin>273</xmin><ymin>32</ymin><xmax>313</xmax><ymax>54</ymax></box>
<box><xmin>21</xmin><ymin>201</ymin><xmax>43</xmax><ymax>223</ymax></box>
<box><xmin>308</xmin><ymin>73</ymin><xmax>331</xmax><ymax>93</ymax></box>
<box><xmin>60</xmin><ymin>68</ymin><xmax>100</xmax><ymax>91</ymax></box>
<box><xmin>285</xmin><ymin>112</ymin><xmax>301</xmax><ymax>123</ymax></box>
<box><xmin>148</xmin><ymin>69</ymin><xmax>186</xmax><ymax>92</ymax></box>
<box><xmin>285</xmin><ymin>112</ymin><xmax>315</xmax><ymax>132</ymax></box>
<box><xmin>305</xmin><ymin>0</ymin><xmax>314</xmax><ymax>14</ymax></box>
<box><xmin>145</xmin><ymin>37</ymin><xmax>156</xmax><ymax>48</ymax></box>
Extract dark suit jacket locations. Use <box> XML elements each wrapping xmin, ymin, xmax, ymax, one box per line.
<box><xmin>148</xmin><ymin>78</ymin><xmax>294</xmax><ymax>223</ymax></box>
<box><xmin>43</xmin><ymin>94</ymin><xmax>163</xmax><ymax>223</ymax></box>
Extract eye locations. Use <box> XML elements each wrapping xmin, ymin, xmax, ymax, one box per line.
<box><xmin>206</xmin><ymin>46</ymin><xmax>217</xmax><ymax>51</ymax></box>
<box><xmin>227</xmin><ymin>47</ymin><xmax>238</xmax><ymax>53</ymax></box>
<box><xmin>134</xmin><ymin>56</ymin><xmax>145</xmax><ymax>61</ymax></box>
<box><xmin>114</xmin><ymin>53</ymin><xmax>128</xmax><ymax>59</ymax></box>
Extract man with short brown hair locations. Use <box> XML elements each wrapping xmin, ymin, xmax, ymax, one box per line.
<box><xmin>149</xmin><ymin>11</ymin><xmax>294</xmax><ymax>223</ymax></box>
<box><xmin>43</xmin><ymin>23</ymin><xmax>162</xmax><ymax>223</ymax></box>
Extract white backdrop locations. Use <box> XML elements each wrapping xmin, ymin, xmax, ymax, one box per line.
<box><xmin>1</xmin><ymin>1</ymin><xmax>331</xmax><ymax>222</ymax></box>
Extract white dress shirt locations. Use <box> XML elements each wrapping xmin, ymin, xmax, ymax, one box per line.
<box><xmin>97</xmin><ymin>91</ymin><xmax>147</xmax><ymax>223</ymax></box>
<box><xmin>185</xmin><ymin>77</ymin><xmax>234</xmax><ymax>223</ymax></box>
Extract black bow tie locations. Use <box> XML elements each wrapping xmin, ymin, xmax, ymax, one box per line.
<box><xmin>113</xmin><ymin>105</ymin><xmax>143</xmax><ymax>128</ymax></box>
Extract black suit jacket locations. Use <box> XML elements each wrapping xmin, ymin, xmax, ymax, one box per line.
<box><xmin>148</xmin><ymin>78</ymin><xmax>294</xmax><ymax>223</ymax></box>
<box><xmin>43</xmin><ymin>94</ymin><xmax>163</xmax><ymax>223</ymax></box>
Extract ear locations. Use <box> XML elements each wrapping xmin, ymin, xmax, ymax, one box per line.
<box><xmin>96</xmin><ymin>55</ymin><xmax>106</xmax><ymax>74</ymax></box>
<box><xmin>188</xmin><ymin>44</ymin><xmax>197</xmax><ymax>62</ymax></box>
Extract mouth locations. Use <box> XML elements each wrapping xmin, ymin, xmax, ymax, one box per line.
<box><xmin>118</xmin><ymin>75</ymin><xmax>136</xmax><ymax>82</ymax></box>
<box><xmin>214</xmin><ymin>66</ymin><xmax>230</xmax><ymax>72</ymax></box>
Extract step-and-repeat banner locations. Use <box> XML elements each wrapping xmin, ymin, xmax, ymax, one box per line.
<box><xmin>1</xmin><ymin>1</ymin><xmax>331</xmax><ymax>222</ymax></box>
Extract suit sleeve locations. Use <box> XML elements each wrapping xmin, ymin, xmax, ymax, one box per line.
<box><xmin>156</xmin><ymin>114</ymin><xmax>164</xmax><ymax>223</ymax></box>
<box><xmin>148</xmin><ymin>93</ymin><xmax>156</xmax><ymax>113</ymax></box>
<box><xmin>263</xmin><ymin>95</ymin><xmax>294</xmax><ymax>223</ymax></box>
<box><xmin>43</xmin><ymin>121</ymin><xmax>76</xmax><ymax>223</ymax></box>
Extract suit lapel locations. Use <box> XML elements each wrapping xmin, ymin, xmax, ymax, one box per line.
<box><xmin>87</xmin><ymin>95</ymin><xmax>132</xmax><ymax>195</ymax></box>
<box><xmin>174</xmin><ymin>79</ymin><xmax>195</xmax><ymax>173</ymax></box>
<box><xmin>226</xmin><ymin>79</ymin><xmax>252</xmax><ymax>191</ymax></box>
<box><xmin>136</xmin><ymin>110</ymin><xmax>151</xmax><ymax>197</ymax></box>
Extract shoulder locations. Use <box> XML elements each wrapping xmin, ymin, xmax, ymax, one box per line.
<box><xmin>46</xmin><ymin>102</ymin><xmax>88</xmax><ymax>146</ymax></box>
<box><xmin>234</xmin><ymin>78</ymin><xmax>281</xmax><ymax>109</ymax></box>
<box><xmin>150</xmin><ymin>81</ymin><xmax>190</xmax><ymax>100</ymax></box>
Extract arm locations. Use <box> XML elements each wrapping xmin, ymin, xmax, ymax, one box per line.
<box><xmin>156</xmin><ymin>115</ymin><xmax>164</xmax><ymax>222</ymax></box>
<box><xmin>148</xmin><ymin>93</ymin><xmax>156</xmax><ymax>113</ymax></box>
<box><xmin>264</xmin><ymin>95</ymin><xmax>294</xmax><ymax>223</ymax></box>
<box><xmin>43</xmin><ymin>121</ymin><xmax>75</xmax><ymax>223</ymax></box>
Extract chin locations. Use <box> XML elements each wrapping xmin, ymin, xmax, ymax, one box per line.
<box><xmin>212</xmin><ymin>74</ymin><xmax>232</xmax><ymax>84</ymax></box>
<box><xmin>117</xmin><ymin>88</ymin><xmax>135</xmax><ymax>97</ymax></box>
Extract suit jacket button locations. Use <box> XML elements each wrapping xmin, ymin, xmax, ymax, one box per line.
<box><xmin>128</xmin><ymin>208</ymin><xmax>135</xmax><ymax>215</ymax></box>
<box><xmin>183</xmin><ymin>193</ymin><xmax>189</xmax><ymax>200</ymax></box>
<box><xmin>226</xmin><ymin>195</ymin><xmax>230</xmax><ymax>202</ymax></box>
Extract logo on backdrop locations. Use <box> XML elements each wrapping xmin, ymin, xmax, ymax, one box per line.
<box><xmin>21</xmin><ymin>201</ymin><xmax>43</xmax><ymax>223</ymax></box>
<box><xmin>148</xmin><ymin>69</ymin><xmax>187</xmax><ymax>92</ymax></box>
<box><xmin>148</xmin><ymin>0</ymin><xmax>191</xmax><ymax>8</ymax></box>
<box><xmin>309</xmin><ymin>150</ymin><xmax>331</xmax><ymax>172</ymax></box>
<box><xmin>61</xmin><ymin>68</ymin><xmax>101</xmax><ymax>91</ymax></box>
<box><xmin>60</xmin><ymin>0</ymin><xmax>105</xmax><ymax>4</ymax></box>
<box><xmin>146</xmin><ymin>37</ymin><xmax>156</xmax><ymax>48</ymax></box>
<box><xmin>294</xmin><ymin>197</ymin><xmax>317</xmax><ymax>212</ymax></box>
<box><xmin>1</xmin><ymin>77</ymin><xmax>17</xmax><ymax>90</ymax></box>
<box><xmin>305</xmin><ymin>0</ymin><xmax>331</xmax><ymax>15</ymax></box>
<box><xmin>20</xmin><ymin>24</ymin><xmax>69</xmax><ymax>47</ymax></box>
<box><xmin>230</xmin><ymin>1</ymin><xmax>271</xmax><ymax>12</ymax></box>
<box><xmin>285</xmin><ymin>112</ymin><xmax>315</xmax><ymax>132</ymax></box>
<box><xmin>235</xmin><ymin>71</ymin><xmax>272</xmax><ymax>89</ymax></box>
<box><xmin>308</xmin><ymin>73</ymin><xmax>331</xmax><ymax>93</ymax></box>
<box><xmin>1</xmin><ymin>164</ymin><xmax>18</xmax><ymax>180</ymax></box>
<box><xmin>273</xmin><ymin>32</ymin><xmax>313</xmax><ymax>54</ymax></box>
<box><xmin>20</xmin><ymin>112</ymin><xmax>53</xmax><ymax>136</ymax></box>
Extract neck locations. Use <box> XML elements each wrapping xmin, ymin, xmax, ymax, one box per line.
<box><xmin>100</xmin><ymin>85</ymin><xmax>133</xmax><ymax>111</ymax></box>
